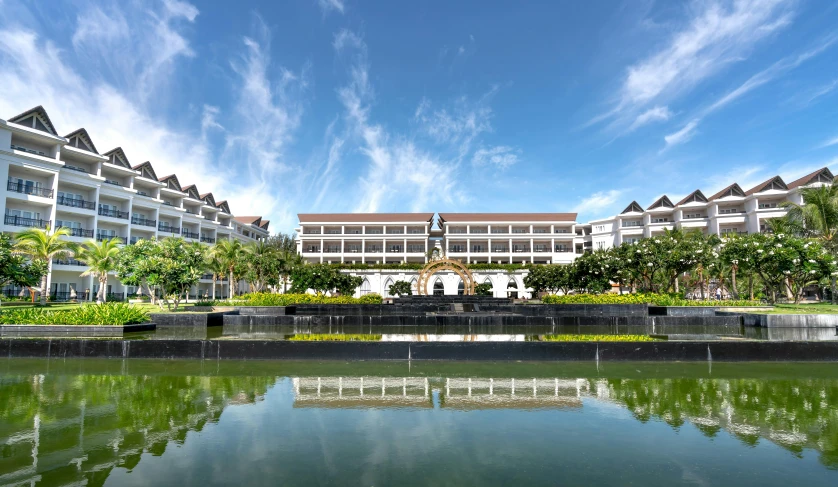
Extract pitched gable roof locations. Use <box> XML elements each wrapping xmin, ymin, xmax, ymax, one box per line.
<box><xmin>200</xmin><ymin>192</ymin><xmax>217</xmax><ymax>207</ymax></box>
<box><xmin>647</xmin><ymin>195</ymin><xmax>674</xmax><ymax>210</ymax></box>
<box><xmin>216</xmin><ymin>200</ymin><xmax>231</xmax><ymax>214</ymax></box>
<box><xmin>234</xmin><ymin>216</ymin><xmax>262</xmax><ymax>225</ymax></box>
<box><xmin>182</xmin><ymin>184</ymin><xmax>201</xmax><ymax>200</ymax></box>
<box><xmin>676</xmin><ymin>189</ymin><xmax>708</xmax><ymax>206</ymax></box>
<box><xmin>745</xmin><ymin>176</ymin><xmax>787</xmax><ymax>195</ymax></box>
<box><xmin>102</xmin><ymin>147</ymin><xmax>132</xmax><ymax>169</ymax></box>
<box><xmin>63</xmin><ymin>128</ymin><xmax>99</xmax><ymax>154</ymax></box>
<box><xmin>788</xmin><ymin>167</ymin><xmax>834</xmax><ymax>189</ymax></box>
<box><xmin>709</xmin><ymin>183</ymin><xmax>746</xmax><ymax>201</ymax></box>
<box><xmin>132</xmin><ymin>161</ymin><xmax>158</xmax><ymax>181</ymax></box>
<box><xmin>621</xmin><ymin>201</ymin><xmax>644</xmax><ymax>214</ymax></box>
<box><xmin>8</xmin><ymin>106</ymin><xmax>58</xmax><ymax>136</ymax></box>
<box><xmin>259</xmin><ymin>220</ymin><xmax>270</xmax><ymax>230</ymax></box>
<box><xmin>158</xmin><ymin>174</ymin><xmax>182</xmax><ymax>192</ymax></box>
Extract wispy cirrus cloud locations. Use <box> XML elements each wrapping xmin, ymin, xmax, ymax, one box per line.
<box><xmin>472</xmin><ymin>146</ymin><xmax>520</xmax><ymax>169</ymax></box>
<box><xmin>819</xmin><ymin>135</ymin><xmax>838</xmax><ymax>149</ymax></box>
<box><xmin>662</xmin><ymin>119</ymin><xmax>699</xmax><ymax>149</ymax></box>
<box><xmin>591</xmin><ymin>0</ymin><xmax>794</xmax><ymax>134</ymax></box>
<box><xmin>571</xmin><ymin>189</ymin><xmax>625</xmax><ymax>218</ymax></box>
<box><xmin>317</xmin><ymin>0</ymin><xmax>345</xmax><ymax>15</ymax></box>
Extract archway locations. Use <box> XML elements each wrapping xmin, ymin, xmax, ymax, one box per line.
<box><xmin>383</xmin><ymin>278</ymin><xmax>394</xmax><ymax>298</ymax></box>
<box><xmin>359</xmin><ymin>279</ymin><xmax>371</xmax><ymax>296</ymax></box>
<box><xmin>409</xmin><ymin>277</ymin><xmax>418</xmax><ymax>295</ymax></box>
<box><xmin>457</xmin><ymin>279</ymin><xmax>464</xmax><ymax>296</ymax></box>
<box><xmin>433</xmin><ymin>278</ymin><xmax>445</xmax><ymax>296</ymax></box>
<box><xmin>417</xmin><ymin>257</ymin><xmax>476</xmax><ymax>296</ymax></box>
<box><xmin>507</xmin><ymin>279</ymin><xmax>518</xmax><ymax>299</ymax></box>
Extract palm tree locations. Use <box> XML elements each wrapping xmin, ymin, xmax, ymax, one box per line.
<box><xmin>205</xmin><ymin>251</ymin><xmax>226</xmax><ymax>300</ymax></box>
<box><xmin>781</xmin><ymin>183</ymin><xmax>838</xmax><ymax>301</ymax></box>
<box><xmin>75</xmin><ymin>238</ymin><xmax>122</xmax><ymax>303</ymax></box>
<box><xmin>14</xmin><ymin>226</ymin><xmax>75</xmax><ymax>305</ymax></box>
<box><xmin>278</xmin><ymin>250</ymin><xmax>303</xmax><ymax>294</ymax></box>
<box><xmin>214</xmin><ymin>239</ymin><xmax>243</xmax><ymax>300</ymax></box>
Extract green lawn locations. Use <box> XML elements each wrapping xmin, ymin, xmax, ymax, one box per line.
<box><xmin>757</xmin><ymin>303</ymin><xmax>838</xmax><ymax>315</ymax></box>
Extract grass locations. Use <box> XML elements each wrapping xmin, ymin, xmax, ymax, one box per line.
<box><xmin>287</xmin><ymin>334</ymin><xmax>383</xmax><ymax>342</ymax></box>
<box><xmin>532</xmin><ymin>334</ymin><xmax>659</xmax><ymax>342</ymax></box>
<box><xmin>0</xmin><ymin>302</ymin><xmax>149</xmax><ymax>326</ymax></box>
<box><xmin>755</xmin><ymin>303</ymin><xmax>838</xmax><ymax>315</ymax></box>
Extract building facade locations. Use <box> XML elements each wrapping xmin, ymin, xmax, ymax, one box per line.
<box><xmin>1</xmin><ymin>106</ymin><xmax>269</xmax><ymax>301</ymax></box>
<box><xmin>587</xmin><ymin>168</ymin><xmax>832</xmax><ymax>250</ymax></box>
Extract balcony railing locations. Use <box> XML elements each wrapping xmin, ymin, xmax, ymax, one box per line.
<box><xmin>554</xmin><ymin>247</ymin><xmax>573</xmax><ymax>253</ymax></box>
<box><xmin>136</xmin><ymin>191</ymin><xmax>150</xmax><ymax>197</ymax></box>
<box><xmin>621</xmin><ymin>222</ymin><xmax>643</xmax><ymax>227</ymax></box>
<box><xmin>345</xmin><ymin>247</ymin><xmax>362</xmax><ymax>253</ymax></box>
<box><xmin>533</xmin><ymin>247</ymin><xmax>551</xmax><ymax>253</ymax></box>
<box><xmin>471</xmin><ymin>247</ymin><xmax>486</xmax><ymax>252</ymax></box>
<box><xmin>407</xmin><ymin>230</ymin><xmax>424</xmax><ymax>234</ymax></box>
<box><xmin>52</xmin><ymin>258</ymin><xmax>87</xmax><ymax>266</ymax></box>
<box><xmin>64</xmin><ymin>165</ymin><xmax>88</xmax><ymax>173</ymax></box>
<box><xmin>448</xmin><ymin>247</ymin><xmax>466</xmax><ymax>253</ymax></box>
<box><xmin>200</xmin><ymin>236</ymin><xmax>216</xmax><ymax>243</ymax></box>
<box><xmin>492</xmin><ymin>247</ymin><xmax>509</xmax><ymax>253</ymax></box>
<box><xmin>365</xmin><ymin>247</ymin><xmax>383</xmax><ymax>253</ymax></box>
<box><xmin>158</xmin><ymin>225</ymin><xmax>180</xmax><ymax>234</ymax></box>
<box><xmin>98</xmin><ymin>206</ymin><xmax>129</xmax><ymax>219</ymax></box>
<box><xmin>387</xmin><ymin>247</ymin><xmax>403</xmax><ymax>253</ymax></box>
<box><xmin>511</xmin><ymin>247</ymin><xmax>530</xmax><ymax>253</ymax></box>
<box><xmin>325</xmin><ymin>230</ymin><xmax>341</xmax><ymax>234</ymax></box>
<box><xmin>407</xmin><ymin>246</ymin><xmax>425</xmax><ymax>253</ymax></box>
<box><xmin>385</xmin><ymin>230</ymin><xmax>404</xmax><ymax>234</ymax></box>
<box><xmin>7</xmin><ymin>181</ymin><xmax>54</xmax><ymax>198</ymax></box>
<box><xmin>59</xmin><ymin>227</ymin><xmax>94</xmax><ymax>238</ymax></box>
<box><xmin>131</xmin><ymin>216</ymin><xmax>156</xmax><ymax>227</ymax></box>
<box><xmin>303</xmin><ymin>230</ymin><xmax>321</xmax><ymax>234</ymax></box>
<box><xmin>10</xmin><ymin>144</ymin><xmax>47</xmax><ymax>156</ymax></box>
<box><xmin>103</xmin><ymin>179</ymin><xmax>122</xmax><ymax>186</ymax></box>
<box><xmin>182</xmin><ymin>229</ymin><xmax>200</xmax><ymax>239</ymax></box>
<box><xmin>4</xmin><ymin>215</ymin><xmax>50</xmax><ymax>229</ymax></box>
<box><xmin>185</xmin><ymin>209</ymin><xmax>199</xmax><ymax>215</ymax></box>
<box><xmin>448</xmin><ymin>229</ymin><xmax>466</xmax><ymax>234</ymax></box>
<box><xmin>323</xmin><ymin>248</ymin><xmax>342</xmax><ymax>253</ymax></box>
<box><xmin>303</xmin><ymin>248</ymin><xmax>321</xmax><ymax>253</ymax></box>
<box><xmin>96</xmin><ymin>234</ymin><xmax>125</xmax><ymax>244</ymax></box>
<box><xmin>366</xmin><ymin>230</ymin><xmax>383</xmax><ymax>234</ymax></box>
<box><xmin>511</xmin><ymin>229</ymin><xmax>527</xmax><ymax>234</ymax></box>
<box><xmin>491</xmin><ymin>229</ymin><xmax>508</xmax><ymax>234</ymax></box>
<box><xmin>718</xmin><ymin>209</ymin><xmax>744</xmax><ymax>215</ymax></box>
<box><xmin>57</xmin><ymin>196</ymin><xmax>95</xmax><ymax>210</ymax></box>
<box><xmin>533</xmin><ymin>229</ymin><xmax>548</xmax><ymax>234</ymax></box>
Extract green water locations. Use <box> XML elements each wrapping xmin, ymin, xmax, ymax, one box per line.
<box><xmin>1</xmin><ymin>360</ymin><xmax>837</xmax><ymax>486</ymax></box>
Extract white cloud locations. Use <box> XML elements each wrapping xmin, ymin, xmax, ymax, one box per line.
<box><xmin>472</xmin><ymin>146</ymin><xmax>519</xmax><ymax>169</ymax></box>
<box><xmin>572</xmin><ymin>190</ymin><xmax>624</xmax><ymax>216</ymax></box>
<box><xmin>704</xmin><ymin>165</ymin><xmax>765</xmax><ymax>194</ymax></box>
<box><xmin>333</xmin><ymin>31</ymin><xmax>460</xmax><ymax>213</ymax></box>
<box><xmin>629</xmin><ymin>105</ymin><xmax>672</xmax><ymax>131</ymax></box>
<box><xmin>663</xmin><ymin>119</ymin><xmax>700</xmax><ymax>148</ymax></box>
<box><xmin>592</xmin><ymin>0</ymin><xmax>793</xmax><ymax>131</ymax></box>
<box><xmin>819</xmin><ymin>135</ymin><xmax>838</xmax><ymax>149</ymax></box>
<box><xmin>317</xmin><ymin>0</ymin><xmax>345</xmax><ymax>15</ymax></box>
<box><xmin>71</xmin><ymin>5</ymin><xmax>128</xmax><ymax>49</ymax></box>
<box><xmin>413</xmin><ymin>88</ymin><xmax>499</xmax><ymax>162</ymax></box>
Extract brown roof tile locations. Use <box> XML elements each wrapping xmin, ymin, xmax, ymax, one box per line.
<box><xmin>745</xmin><ymin>176</ymin><xmax>787</xmax><ymax>195</ymax></box>
<box><xmin>234</xmin><ymin>216</ymin><xmax>262</xmax><ymax>225</ymax></box>
<box><xmin>787</xmin><ymin>167</ymin><xmax>833</xmax><ymax>189</ymax></box>
<box><xmin>676</xmin><ymin>189</ymin><xmax>708</xmax><ymax>206</ymax></box>
<box><xmin>708</xmin><ymin>183</ymin><xmax>745</xmax><ymax>201</ymax></box>
<box><xmin>438</xmin><ymin>213</ymin><xmax>577</xmax><ymax>223</ymax></box>
<box><xmin>298</xmin><ymin>213</ymin><xmax>435</xmax><ymax>223</ymax></box>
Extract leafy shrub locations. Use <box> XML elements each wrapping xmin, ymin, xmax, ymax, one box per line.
<box><xmin>0</xmin><ymin>303</ymin><xmax>150</xmax><ymax>326</ymax></box>
<box><xmin>287</xmin><ymin>334</ymin><xmax>382</xmax><ymax>342</ymax></box>
<box><xmin>541</xmin><ymin>293</ymin><xmax>761</xmax><ymax>307</ymax></box>
<box><xmin>236</xmin><ymin>293</ymin><xmax>383</xmax><ymax>306</ymax></box>
<box><xmin>532</xmin><ymin>334</ymin><xmax>658</xmax><ymax>342</ymax></box>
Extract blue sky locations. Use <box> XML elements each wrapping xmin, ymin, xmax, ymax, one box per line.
<box><xmin>1</xmin><ymin>0</ymin><xmax>837</xmax><ymax>232</ymax></box>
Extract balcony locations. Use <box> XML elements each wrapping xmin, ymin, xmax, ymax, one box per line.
<box><xmin>387</xmin><ymin>247</ymin><xmax>403</xmax><ymax>253</ymax></box>
<box><xmin>365</xmin><ymin>247</ymin><xmax>383</xmax><ymax>253</ymax></box>
<box><xmin>10</xmin><ymin>144</ymin><xmax>47</xmax><ymax>156</ymax></box>
<box><xmin>717</xmin><ymin>209</ymin><xmax>744</xmax><ymax>215</ymax></box>
<box><xmin>621</xmin><ymin>222</ymin><xmax>643</xmax><ymax>228</ymax></box>
<box><xmin>129</xmin><ymin>237</ymin><xmax>141</xmax><ymax>245</ymax></box>
<box><xmin>345</xmin><ymin>246</ymin><xmax>362</xmax><ymax>253</ymax></box>
<box><xmin>324</xmin><ymin>230</ymin><xmax>341</xmax><ymax>234</ymax></box>
<box><xmin>7</xmin><ymin>181</ymin><xmax>53</xmax><ymax>198</ymax></box>
<box><xmin>303</xmin><ymin>248</ymin><xmax>321</xmax><ymax>253</ymax></box>
<box><xmin>407</xmin><ymin>230</ymin><xmax>424</xmax><ymax>234</ymax></box>
<box><xmin>448</xmin><ymin>229</ymin><xmax>466</xmax><ymax>234</ymax></box>
<box><xmin>491</xmin><ymin>229</ymin><xmax>507</xmax><ymax>234</ymax></box>
<box><xmin>533</xmin><ymin>246</ymin><xmax>551</xmax><ymax>253</ymax></box>
<box><xmin>131</xmin><ymin>216</ymin><xmax>156</xmax><ymax>227</ymax></box>
<box><xmin>96</xmin><ymin>233</ymin><xmax>126</xmax><ymax>243</ymax></box>
<box><xmin>185</xmin><ymin>209</ymin><xmax>199</xmax><ymax>215</ymax></box>
<box><xmin>136</xmin><ymin>190</ymin><xmax>151</xmax><ymax>197</ymax></box>
<box><xmin>60</xmin><ymin>227</ymin><xmax>94</xmax><ymax>238</ymax></box>
<box><xmin>98</xmin><ymin>206</ymin><xmax>129</xmax><ymax>219</ymax></box>
<box><xmin>52</xmin><ymin>258</ymin><xmax>87</xmax><ymax>266</ymax></box>
<box><xmin>158</xmin><ymin>225</ymin><xmax>180</xmax><ymax>234</ymax></box>
<box><xmin>511</xmin><ymin>247</ymin><xmax>530</xmax><ymax>253</ymax></box>
<box><xmin>63</xmin><ymin>165</ymin><xmax>88</xmax><ymax>173</ymax></box>
<box><xmin>448</xmin><ymin>246</ymin><xmax>466</xmax><ymax>253</ymax></box>
<box><xmin>511</xmin><ymin>229</ymin><xmax>527</xmax><ymax>234</ymax></box>
<box><xmin>323</xmin><ymin>247</ymin><xmax>342</xmax><ymax>253</ymax></box>
<box><xmin>554</xmin><ymin>247</ymin><xmax>573</xmax><ymax>253</ymax></box>
<box><xmin>385</xmin><ymin>230</ymin><xmax>404</xmax><ymax>235</ymax></box>
<box><xmin>366</xmin><ymin>229</ymin><xmax>383</xmax><ymax>234</ymax></box>
<box><xmin>182</xmin><ymin>229</ymin><xmax>200</xmax><ymax>239</ymax></box>
<box><xmin>303</xmin><ymin>230</ymin><xmax>321</xmax><ymax>235</ymax></box>
<box><xmin>554</xmin><ymin>229</ymin><xmax>570</xmax><ymax>234</ymax></box>
<box><xmin>200</xmin><ymin>236</ymin><xmax>216</xmax><ymax>243</ymax></box>
<box><xmin>4</xmin><ymin>214</ymin><xmax>49</xmax><ymax>229</ymax></box>
<box><xmin>103</xmin><ymin>179</ymin><xmax>122</xmax><ymax>187</ymax></box>
<box><xmin>57</xmin><ymin>196</ymin><xmax>95</xmax><ymax>210</ymax></box>
<box><xmin>492</xmin><ymin>247</ymin><xmax>509</xmax><ymax>253</ymax></box>
<box><xmin>407</xmin><ymin>246</ymin><xmax>425</xmax><ymax>253</ymax></box>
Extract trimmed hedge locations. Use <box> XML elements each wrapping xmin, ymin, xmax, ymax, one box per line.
<box><xmin>236</xmin><ymin>293</ymin><xmax>383</xmax><ymax>306</ymax></box>
<box><xmin>541</xmin><ymin>293</ymin><xmax>761</xmax><ymax>307</ymax></box>
<box><xmin>0</xmin><ymin>303</ymin><xmax>150</xmax><ymax>326</ymax></box>
<box><xmin>533</xmin><ymin>334</ymin><xmax>658</xmax><ymax>342</ymax></box>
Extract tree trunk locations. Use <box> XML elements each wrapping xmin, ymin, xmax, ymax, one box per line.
<box><xmin>229</xmin><ymin>270</ymin><xmax>235</xmax><ymax>299</ymax></box>
<box><xmin>674</xmin><ymin>275</ymin><xmax>680</xmax><ymax>293</ymax></box>
<box><xmin>40</xmin><ymin>275</ymin><xmax>48</xmax><ymax>306</ymax></box>
<box><xmin>831</xmin><ymin>276</ymin><xmax>836</xmax><ymax>304</ymax></box>
<box><xmin>748</xmin><ymin>272</ymin><xmax>754</xmax><ymax>301</ymax></box>
<box><xmin>731</xmin><ymin>267</ymin><xmax>738</xmax><ymax>299</ymax></box>
<box><xmin>699</xmin><ymin>270</ymin><xmax>705</xmax><ymax>300</ymax></box>
<box><xmin>212</xmin><ymin>276</ymin><xmax>217</xmax><ymax>300</ymax></box>
<box><xmin>99</xmin><ymin>275</ymin><xmax>108</xmax><ymax>303</ymax></box>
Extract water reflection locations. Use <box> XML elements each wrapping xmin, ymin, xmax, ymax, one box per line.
<box><xmin>1</xmin><ymin>361</ymin><xmax>837</xmax><ymax>485</ymax></box>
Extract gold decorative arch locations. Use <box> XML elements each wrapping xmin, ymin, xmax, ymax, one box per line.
<box><xmin>416</xmin><ymin>257</ymin><xmax>475</xmax><ymax>296</ymax></box>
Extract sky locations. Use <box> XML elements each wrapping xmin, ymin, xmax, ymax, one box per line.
<box><xmin>1</xmin><ymin>0</ymin><xmax>837</xmax><ymax>233</ymax></box>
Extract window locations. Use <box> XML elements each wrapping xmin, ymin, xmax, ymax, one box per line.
<box><xmin>651</xmin><ymin>217</ymin><xmax>669</xmax><ymax>223</ymax></box>
<box><xmin>684</xmin><ymin>213</ymin><xmax>703</xmax><ymax>219</ymax></box>
<box><xmin>758</xmin><ymin>202</ymin><xmax>777</xmax><ymax>209</ymax></box>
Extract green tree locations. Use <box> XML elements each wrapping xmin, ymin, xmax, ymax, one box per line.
<box><xmin>13</xmin><ymin>226</ymin><xmax>75</xmax><ymax>305</ymax></box>
<box><xmin>388</xmin><ymin>280</ymin><xmax>413</xmax><ymax>296</ymax></box>
<box><xmin>289</xmin><ymin>264</ymin><xmax>363</xmax><ymax>295</ymax></box>
<box><xmin>156</xmin><ymin>239</ymin><xmax>207</xmax><ymax>310</ymax></box>
<box><xmin>214</xmin><ymin>239</ymin><xmax>244</xmax><ymax>299</ymax></box>
<box><xmin>265</xmin><ymin>233</ymin><xmax>297</xmax><ymax>253</ymax></box>
<box><xmin>277</xmin><ymin>250</ymin><xmax>303</xmax><ymax>294</ymax></box>
<box><xmin>204</xmin><ymin>250</ymin><xmax>227</xmax><ymax>300</ymax></box>
<box><xmin>474</xmin><ymin>282</ymin><xmax>493</xmax><ymax>296</ymax></box>
<box><xmin>0</xmin><ymin>234</ymin><xmax>46</xmax><ymax>305</ymax></box>
<box><xmin>75</xmin><ymin>238</ymin><xmax>122</xmax><ymax>303</ymax></box>
<box><xmin>115</xmin><ymin>238</ymin><xmax>160</xmax><ymax>303</ymax></box>
<box><xmin>241</xmin><ymin>240</ymin><xmax>279</xmax><ymax>293</ymax></box>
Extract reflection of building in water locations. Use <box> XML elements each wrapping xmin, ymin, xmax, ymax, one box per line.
<box><xmin>0</xmin><ymin>374</ymin><xmax>272</xmax><ymax>486</ymax></box>
<box><xmin>291</xmin><ymin>377</ymin><xmax>584</xmax><ymax>410</ymax></box>
<box><xmin>442</xmin><ymin>378</ymin><xmax>584</xmax><ymax>410</ymax></box>
<box><xmin>293</xmin><ymin>377</ymin><xmax>433</xmax><ymax>408</ymax></box>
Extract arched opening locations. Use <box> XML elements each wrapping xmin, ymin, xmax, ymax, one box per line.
<box><xmin>507</xmin><ymin>279</ymin><xmax>518</xmax><ymax>299</ymax></box>
<box><xmin>359</xmin><ymin>279</ymin><xmax>371</xmax><ymax>296</ymax></box>
<box><xmin>433</xmin><ymin>278</ymin><xmax>445</xmax><ymax>296</ymax></box>
<box><xmin>409</xmin><ymin>278</ymin><xmax>417</xmax><ymax>295</ymax></box>
<box><xmin>457</xmin><ymin>279</ymin><xmax>465</xmax><ymax>296</ymax></box>
<box><xmin>383</xmin><ymin>278</ymin><xmax>394</xmax><ymax>298</ymax></box>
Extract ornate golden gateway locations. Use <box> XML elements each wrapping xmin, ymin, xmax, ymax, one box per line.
<box><xmin>416</xmin><ymin>254</ymin><xmax>475</xmax><ymax>296</ymax></box>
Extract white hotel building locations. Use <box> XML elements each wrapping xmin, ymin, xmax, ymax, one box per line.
<box><xmin>587</xmin><ymin>168</ymin><xmax>833</xmax><ymax>250</ymax></box>
<box><xmin>296</xmin><ymin>213</ymin><xmax>586</xmax><ymax>298</ymax></box>
<box><xmin>1</xmin><ymin>106</ymin><xmax>269</xmax><ymax>301</ymax></box>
